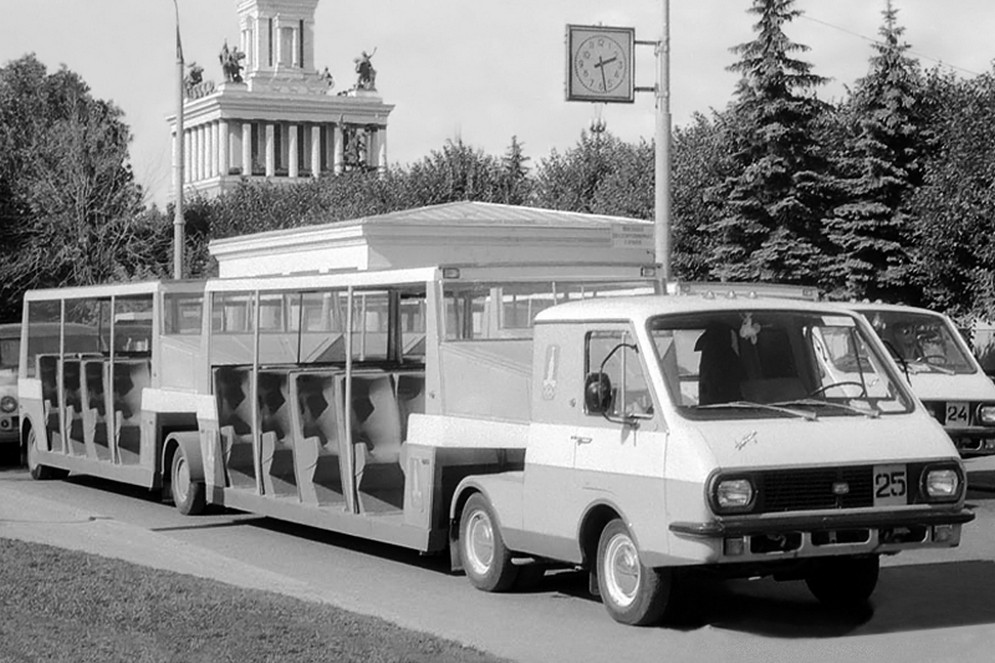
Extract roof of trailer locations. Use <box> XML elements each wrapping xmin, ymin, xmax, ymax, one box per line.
<box><xmin>535</xmin><ymin>295</ymin><xmax>861</xmax><ymax>323</ymax></box>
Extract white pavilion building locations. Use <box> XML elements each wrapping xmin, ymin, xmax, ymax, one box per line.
<box><xmin>168</xmin><ymin>0</ymin><xmax>394</xmax><ymax>198</ymax></box>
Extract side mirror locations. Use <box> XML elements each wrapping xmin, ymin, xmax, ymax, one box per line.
<box><xmin>584</xmin><ymin>372</ymin><xmax>613</xmax><ymax>414</ymax></box>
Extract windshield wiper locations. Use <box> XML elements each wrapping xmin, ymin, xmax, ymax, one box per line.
<box><xmin>905</xmin><ymin>359</ymin><xmax>956</xmax><ymax>376</ymax></box>
<box><xmin>772</xmin><ymin>398</ymin><xmax>881</xmax><ymax>419</ymax></box>
<box><xmin>694</xmin><ymin>400</ymin><xmax>817</xmax><ymax>421</ymax></box>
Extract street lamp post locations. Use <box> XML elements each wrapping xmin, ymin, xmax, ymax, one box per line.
<box><xmin>655</xmin><ymin>0</ymin><xmax>672</xmax><ymax>282</ymax></box>
<box><xmin>172</xmin><ymin>0</ymin><xmax>185</xmax><ymax>280</ymax></box>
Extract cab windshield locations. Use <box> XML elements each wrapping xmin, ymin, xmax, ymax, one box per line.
<box><xmin>649</xmin><ymin>310</ymin><xmax>914</xmax><ymax>420</ymax></box>
<box><xmin>861</xmin><ymin>309</ymin><xmax>975</xmax><ymax>375</ymax></box>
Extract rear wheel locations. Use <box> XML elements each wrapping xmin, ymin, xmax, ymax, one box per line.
<box><xmin>170</xmin><ymin>445</ymin><xmax>206</xmax><ymax>515</ymax></box>
<box><xmin>597</xmin><ymin>519</ymin><xmax>674</xmax><ymax>625</ymax></box>
<box><xmin>805</xmin><ymin>555</ymin><xmax>879</xmax><ymax>608</ymax></box>
<box><xmin>460</xmin><ymin>493</ymin><xmax>518</xmax><ymax>592</ymax></box>
<box><xmin>25</xmin><ymin>428</ymin><xmax>68</xmax><ymax>481</ymax></box>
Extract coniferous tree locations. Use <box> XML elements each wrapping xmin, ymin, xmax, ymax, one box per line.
<box><xmin>704</xmin><ymin>0</ymin><xmax>832</xmax><ymax>285</ymax></box>
<box><xmin>499</xmin><ymin>136</ymin><xmax>533</xmax><ymax>205</ymax></box>
<box><xmin>826</xmin><ymin>1</ymin><xmax>926</xmax><ymax>303</ymax></box>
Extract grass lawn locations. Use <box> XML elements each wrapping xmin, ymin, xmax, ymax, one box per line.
<box><xmin>0</xmin><ymin>538</ymin><xmax>510</xmax><ymax>663</ymax></box>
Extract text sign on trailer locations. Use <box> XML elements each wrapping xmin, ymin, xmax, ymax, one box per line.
<box><xmin>565</xmin><ymin>25</ymin><xmax>635</xmax><ymax>103</ymax></box>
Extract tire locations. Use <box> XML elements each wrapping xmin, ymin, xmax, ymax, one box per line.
<box><xmin>25</xmin><ymin>428</ymin><xmax>68</xmax><ymax>481</ymax></box>
<box><xmin>805</xmin><ymin>555</ymin><xmax>879</xmax><ymax>609</ymax></box>
<box><xmin>596</xmin><ymin>519</ymin><xmax>673</xmax><ymax>626</ymax></box>
<box><xmin>170</xmin><ymin>445</ymin><xmax>206</xmax><ymax>515</ymax></box>
<box><xmin>460</xmin><ymin>493</ymin><xmax>518</xmax><ymax>592</ymax></box>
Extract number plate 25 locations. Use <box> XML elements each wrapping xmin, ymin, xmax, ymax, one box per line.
<box><xmin>874</xmin><ymin>464</ymin><xmax>908</xmax><ymax>506</ymax></box>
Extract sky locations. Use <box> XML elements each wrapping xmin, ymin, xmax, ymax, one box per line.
<box><xmin>2</xmin><ymin>0</ymin><xmax>994</xmax><ymax>209</ymax></box>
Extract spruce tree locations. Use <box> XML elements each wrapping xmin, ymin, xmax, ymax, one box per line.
<box><xmin>826</xmin><ymin>1</ymin><xmax>925</xmax><ymax>303</ymax></box>
<box><xmin>704</xmin><ymin>0</ymin><xmax>832</xmax><ymax>284</ymax></box>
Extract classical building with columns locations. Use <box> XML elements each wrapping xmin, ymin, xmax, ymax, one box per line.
<box><xmin>168</xmin><ymin>0</ymin><xmax>394</xmax><ymax>198</ymax></box>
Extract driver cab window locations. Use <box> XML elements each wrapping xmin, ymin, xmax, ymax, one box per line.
<box><xmin>585</xmin><ymin>329</ymin><xmax>654</xmax><ymax>418</ymax></box>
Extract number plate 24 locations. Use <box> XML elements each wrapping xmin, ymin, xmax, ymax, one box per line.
<box><xmin>874</xmin><ymin>464</ymin><xmax>908</xmax><ymax>506</ymax></box>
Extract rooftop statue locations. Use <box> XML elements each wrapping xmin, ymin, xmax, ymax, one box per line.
<box><xmin>354</xmin><ymin>48</ymin><xmax>377</xmax><ymax>91</ymax></box>
<box><xmin>219</xmin><ymin>40</ymin><xmax>245</xmax><ymax>83</ymax></box>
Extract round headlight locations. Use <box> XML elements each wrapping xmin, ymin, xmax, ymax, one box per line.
<box><xmin>0</xmin><ymin>395</ymin><xmax>16</xmax><ymax>413</ymax></box>
<box><xmin>977</xmin><ymin>404</ymin><xmax>995</xmax><ymax>426</ymax></box>
<box><xmin>925</xmin><ymin>468</ymin><xmax>960</xmax><ymax>500</ymax></box>
<box><xmin>714</xmin><ymin>478</ymin><xmax>755</xmax><ymax>512</ymax></box>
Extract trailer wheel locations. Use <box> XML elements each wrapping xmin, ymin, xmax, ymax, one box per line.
<box><xmin>170</xmin><ymin>445</ymin><xmax>206</xmax><ymax>515</ymax></box>
<box><xmin>805</xmin><ymin>555</ymin><xmax>879</xmax><ymax>609</ymax></box>
<box><xmin>597</xmin><ymin>519</ymin><xmax>673</xmax><ymax>625</ymax></box>
<box><xmin>25</xmin><ymin>428</ymin><xmax>68</xmax><ymax>481</ymax></box>
<box><xmin>460</xmin><ymin>493</ymin><xmax>518</xmax><ymax>592</ymax></box>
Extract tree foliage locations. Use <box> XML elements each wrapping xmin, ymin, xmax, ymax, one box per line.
<box><xmin>908</xmin><ymin>67</ymin><xmax>995</xmax><ymax>321</ymax></box>
<box><xmin>825</xmin><ymin>3</ymin><xmax>926</xmax><ymax>303</ymax></box>
<box><xmin>0</xmin><ymin>55</ymin><xmax>148</xmax><ymax>321</ymax></box>
<box><xmin>704</xmin><ymin>0</ymin><xmax>833</xmax><ymax>285</ymax></box>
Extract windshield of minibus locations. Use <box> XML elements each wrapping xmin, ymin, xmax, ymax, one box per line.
<box><xmin>650</xmin><ymin>310</ymin><xmax>914</xmax><ymax>420</ymax></box>
<box><xmin>861</xmin><ymin>309</ymin><xmax>975</xmax><ymax>375</ymax></box>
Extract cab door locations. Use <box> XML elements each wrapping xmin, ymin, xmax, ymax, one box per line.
<box><xmin>521</xmin><ymin>324</ymin><xmax>666</xmax><ymax>562</ymax></box>
<box><xmin>573</xmin><ymin>327</ymin><xmax>664</xmax><ymax>479</ymax></box>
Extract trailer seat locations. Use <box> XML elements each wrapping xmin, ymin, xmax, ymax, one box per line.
<box><xmin>290</xmin><ymin>371</ymin><xmax>345</xmax><ymax>506</ymax></box>
<box><xmin>258</xmin><ymin>370</ymin><xmax>297</xmax><ymax>498</ymax></box>
<box><xmin>62</xmin><ymin>358</ymin><xmax>86</xmax><ymax>456</ymax></box>
<box><xmin>38</xmin><ymin>355</ymin><xmax>62</xmax><ymax>452</ymax></box>
<box><xmin>113</xmin><ymin>359</ymin><xmax>150</xmax><ymax>465</ymax></box>
<box><xmin>81</xmin><ymin>358</ymin><xmax>111</xmax><ymax>460</ymax></box>
<box><xmin>352</xmin><ymin>373</ymin><xmax>408</xmax><ymax>513</ymax></box>
<box><xmin>214</xmin><ymin>366</ymin><xmax>256</xmax><ymax>489</ymax></box>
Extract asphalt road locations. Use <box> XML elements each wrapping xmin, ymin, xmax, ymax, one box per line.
<box><xmin>4</xmin><ymin>459</ymin><xmax>995</xmax><ymax>663</ymax></box>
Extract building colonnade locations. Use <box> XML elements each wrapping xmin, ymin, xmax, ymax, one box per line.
<box><xmin>172</xmin><ymin>118</ymin><xmax>387</xmax><ymax>186</ymax></box>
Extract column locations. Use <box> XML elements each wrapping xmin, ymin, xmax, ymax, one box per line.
<box><xmin>333</xmin><ymin>124</ymin><xmax>344</xmax><ymax>175</ymax></box>
<box><xmin>366</xmin><ymin>128</ymin><xmax>379</xmax><ymax>170</ymax></box>
<box><xmin>206</xmin><ymin>123</ymin><xmax>216</xmax><ymax>179</ymax></box>
<box><xmin>265</xmin><ymin>123</ymin><xmax>275</xmax><ymax>177</ymax></box>
<box><xmin>378</xmin><ymin>126</ymin><xmax>387</xmax><ymax>174</ymax></box>
<box><xmin>288</xmin><ymin>123</ymin><xmax>299</xmax><ymax>178</ymax></box>
<box><xmin>219</xmin><ymin>120</ymin><xmax>230</xmax><ymax>177</ymax></box>
<box><xmin>183</xmin><ymin>129</ymin><xmax>192</xmax><ymax>183</ymax></box>
<box><xmin>310</xmin><ymin>125</ymin><xmax>321</xmax><ymax>176</ymax></box>
<box><xmin>242</xmin><ymin>122</ymin><xmax>252</xmax><ymax>175</ymax></box>
<box><xmin>193</xmin><ymin>126</ymin><xmax>202</xmax><ymax>182</ymax></box>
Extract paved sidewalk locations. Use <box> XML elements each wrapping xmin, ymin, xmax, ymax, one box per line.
<box><xmin>0</xmin><ymin>480</ymin><xmax>332</xmax><ymax>605</ymax></box>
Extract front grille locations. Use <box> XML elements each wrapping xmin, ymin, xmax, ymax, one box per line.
<box><xmin>756</xmin><ymin>466</ymin><xmax>874</xmax><ymax>513</ymax></box>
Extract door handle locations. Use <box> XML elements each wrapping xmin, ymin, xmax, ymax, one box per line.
<box><xmin>571</xmin><ymin>435</ymin><xmax>592</xmax><ymax>445</ymax></box>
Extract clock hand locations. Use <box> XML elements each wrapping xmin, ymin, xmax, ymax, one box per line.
<box><xmin>596</xmin><ymin>55</ymin><xmax>607</xmax><ymax>91</ymax></box>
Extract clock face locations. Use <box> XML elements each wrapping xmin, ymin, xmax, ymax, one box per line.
<box><xmin>566</xmin><ymin>25</ymin><xmax>634</xmax><ymax>103</ymax></box>
<box><xmin>574</xmin><ymin>35</ymin><xmax>628</xmax><ymax>94</ymax></box>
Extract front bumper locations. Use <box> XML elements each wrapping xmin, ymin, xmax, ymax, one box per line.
<box><xmin>671</xmin><ymin>508</ymin><xmax>974</xmax><ymax>562</ymax></box>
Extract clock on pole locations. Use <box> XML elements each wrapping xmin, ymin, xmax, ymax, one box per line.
<box><xmin>565</xmin><ymin>24</ymin><xmax>635</xmax><ymax>103</ymax></box>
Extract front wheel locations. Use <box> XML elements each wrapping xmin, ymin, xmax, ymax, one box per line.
<box><xmin>25</xmin><ymin>428</ymin><xmax>68</xmax><ymax>481</ymax></box>
<box><xmin>170</xmin><ymin>445</ymin><xmax>206</xmax><ymax>515</ymax></box>
<box><xmin>597</xmin><ymin>519</ymin><xmax>674</xmax><ymax>626</ymax></box>
<box><xmin>459</xmin><ymin>493</ymin><xmax>518</xmax><ymax>592</ymax></box>
<box><xmin>805</xmin><ymin>555</ymin><xmax>879</xmax><ymax>609</ymax></box>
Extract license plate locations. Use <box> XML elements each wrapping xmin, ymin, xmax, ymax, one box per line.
<box><xmin>946</xmin><ymin>402</ymin><xmax>970</xmax><ymax>428</ymax></box>
<box><xmin>873</xmin><ymin>464</ymin><xmax>908</xmax><ymax>507</ymax></box>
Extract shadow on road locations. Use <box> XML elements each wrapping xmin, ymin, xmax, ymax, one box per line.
<box><xmin>527</xmin><ymin>559</ymin><xmax>995</xmax><ymax>638</ymax></box>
